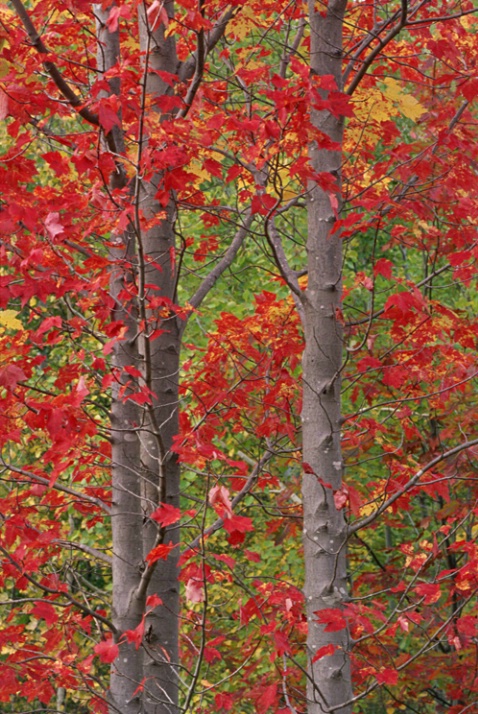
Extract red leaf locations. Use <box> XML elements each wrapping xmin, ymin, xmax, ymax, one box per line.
<box><xmin>106</xmin><ymin>4</ymin><xmax>131</xmax><ymax>33</ymax></box>
<box><xmin>209</xmin><ymin>485</ymin><xmax>233</xmax><ymax>518</ymax></box>
<box><xmin>147</xmin><ymin>0</ymin><xmax>169</xmax><ymax>31</ymax></box>
<box><xmin>146</xmin><ymin>594</ymin><xmax>163</xmax><ymax>610</ymax></box>
<box><xmin>333</xmin><ymin>486</ymin><xmax>348</xmax><ymax>511</ymax></box>
<box><xmin>415</xmin><ymin>582</ymin><xmax>441</xmax><ymax>604</ymax></box>
<box><xmin>373</xmin><ymin>258</ymin><xmax>393</xmax><ymax>279</ymax></box>
<box><xmin>312</xmin><ymin>643</ymin><xmax>335</xmax><ymax>663</ymax></box>
<box><xmin>328</xmin><ymin>192</ymin><xmax>339</xmax><ymax>219</ymax></box>
<box><xmin>212</xmin><ymin>552</ymin><xmax>236</xmax><ymax>569</ymax></box>
<box><xmin>347</xmin><ymin>484</ymin><xmax>362</xmax><ymax>517</ymax></box>
<box><xmin>145</xmin><ymin>543</ymin><xmax>176</xmax><ymax>565</ymax></box>
<box><xmin>256</xmin><ymin>683</ymin><xmax>277</xmax><ymax>712</ymax></box>
<box><xmin>150</xmin><ymin>503</ymin><xmax>181</xmax><ymax>527</ymax></box>
<box><xmin>31</xmin><ymin>601</ymin><xmax>58</xmax><ymax>626</ymax></box>
<box><xmin>376</xmin><ymin>668</ymin><xmax>398</xmax><ymax>685</ymax></box>
<box><xmin>314</xmin><ymin>608</ymin><xmax>347</xmax><ymax>632</ymax></box>
<box><xmin>226</xmin><ymin>164</ymin><xmax>242</xmax><ymax>183</ymax></box>
<box><xmin>0</xmin><ymin>364</ymin><xmax>27</xmax><ymax>389</ymax></box>
<box><xmin>155</xmin><ymin>95</ymin><xmax>183</xmax><ymax>112</ymax></box>
<box><xmin>222</xmin><ymin>514</ymin><xmax>254</xmax><ymax>535</ymax></box>
<box><xmin>98</xmin><ymin>97</ymin><xmax>121</xmax><ymax>134</ymax></box>
<box><xmin>123</xmin><ymin>618</ymin><xmax>145</xmax><ymax>650</ymax></box>
<box><xmin>185</xmin><ymin>577</ymin><xmax>205</xmax><ymax>603</ymax></box>
<box><xmin>44</xmin><ymin>212</ymin><xmax>65</xmax><ymax>239</ymax></box>
<box><xmin>251</xmin><ymin>192</ymin><xmax>277</xmax><ymax>216</ymax></box>
<box><xmin>0</xmin><ymin>90</ymin><xmax>8</xmax><ymax>120</ymax></box>
<box><xmin>203</xmin><ymin>158</ymin><xmax>223</xmax><ymax>179</ymax></box>
<box><xmin>94</xmin><ymin>639</ymin><xmax>119</xmax><ymax>663</ymax></box>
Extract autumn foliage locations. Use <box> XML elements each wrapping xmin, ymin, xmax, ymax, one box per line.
<box><xmin>0</xmin><ymin>0</ymin><xmax>477</xmax><ymax>712</ymax></box>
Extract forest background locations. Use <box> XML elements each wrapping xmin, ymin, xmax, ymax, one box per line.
<box><xmin>0</xmin><ymin>0</ymin><xmax>477</xmax><ymax>713</ymax></box>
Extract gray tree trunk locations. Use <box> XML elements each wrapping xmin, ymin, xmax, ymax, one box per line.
<box><xmin>100</xmin><ymin>4</ymin><xmax>242</xmax><ymax>711</ymax></box>
<box><xmin>137</xmin><ymin>8</ymin><xmax>181</xmax><ymax>712</ymax></box>
<box><xmin>301</xmin><ymin>1</ymin><xmax>352</xmax><ymax>712</ymax></box>
<box><xmin>95</xmin><ymin>11</ymin><xmax>148</xmax><ymax>713</ymax></box>
<box><xmin>96</xmin><ymin>3</ymin><xmax>181</xmax><ymax>711</ymax></box>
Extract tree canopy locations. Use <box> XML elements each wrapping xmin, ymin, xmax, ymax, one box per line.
<box><xmin>0</xmin><ymin>1</ymin><xmax>477</xmax><ymax>712</ymax></box>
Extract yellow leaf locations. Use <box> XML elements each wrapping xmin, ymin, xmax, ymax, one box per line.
<box><xmin>351</xmin><ymin>85</ymin><xmax>392</xmax><ymax>124</ymax></box>
<box><xmin>230</xmin><ymin>4</ymin><xmax>257</xmax><ymax>41</ymax></box>
<box><xmin>189</xmin><ymin>157</ymin><xmax>210</xmax><ymax>185</ymax></box>
<box><xmin>0</xmin><ymin>58</ymin><xmax>9</xmax><ymax>79</ymax></box>
<box><xmin>359</xmin><ymin>503</ymin><xmax>376</xmax><ymax>517</ymax></box>
<box><xmin>382</xmin><ymin>79</ymin><xmax>426</xmax><ymax>121</ymax></box>
<box><xmin>0</xmin><ymin>310</ymin><xmax>23</xmax><ymax>331</ymax></box>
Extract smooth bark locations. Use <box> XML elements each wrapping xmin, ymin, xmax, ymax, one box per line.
<box><xmin>301</xmin><ymin>2</ymin><xmax>352</xmax><ymax>712</ymax></box>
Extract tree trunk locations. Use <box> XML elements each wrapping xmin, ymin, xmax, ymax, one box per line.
<box><xmin>135</xmin><ymin>7</ymin><xmax>181</xmax><ymax>713</ymax></box>
<box><xmin>97</xmin><ymin>3</ymin><xmax>181</xmax><ymax>710</ymax></box>
<box><xmin>94</xmin><ymin>11</ymin><xmax>147</xmax><ymax>713</ymax></box>
<box><xmin>302</xmin><ymin>1</ymin><xmax>352</xmax><ymax>712</ymax></box>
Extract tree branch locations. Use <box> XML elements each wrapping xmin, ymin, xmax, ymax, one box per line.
<box><xmin>346</xmin><ymin>0</ymin><xmax>411</xmax><ymax>95</ymax></box>
<box><xmin>55</xmin><ymin>539</ymin><xmax>112</xmax><ymax>565</ymax></box>
<box><xmin>184</xmin><ymin>450</ymin><xmax>273</xmax><ymax>553</ymax></box>
<box><xmin>349</xmin><ymin>438</ymin><xmax>478</xmax><ymax>535</ymax></box>
<box><xmin>1</xmin><ymin>459</ymin><xmax>111</xmax><ymax>515</ymax></box>
<box><xmin>10</xmin><ymin>0</ymin><xmax>99</xmax><ymax>126</ymax></box>
<box><xmin>178</xmin><ymin>6</ymin><xmax>238</xmax><ymax>84</ymax></box>
<box><xmin>180</xmin><ymin>210</ymin><xmax>254</xmax><ymax>334</ymax></box>
<box><xmin>264</xmin><ymin>216</ymin><xmax>302</xmax><ymax>299</ymax></box>
<box><xmin>0</xmin><ymin>544</ymin><xmax>116</xmax><ymax>633</ymax></box>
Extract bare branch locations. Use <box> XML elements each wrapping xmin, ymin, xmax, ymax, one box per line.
<box><xmin>181</xmin><ymin>210</ymin><xmax>254</xmax><ymax>334</ymax></box>
<box><xmin>265</xmin><ymin>216</ymin><xmax>303</xmax><ymax>299</ymax></box>
<box><xmin>54</xmin><ymin>539</ymin><xmax>112</xmax><ymax>565</ymax></box>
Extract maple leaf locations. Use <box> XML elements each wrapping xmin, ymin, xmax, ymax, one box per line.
<box><xmin>123</xmin><ymin>618</ymin><xmax>145</xmax><ymax>650</ymax></box>
<box><xmin>312</xmin><ymin>643</ymin><xmax>335</xmax><ymax>663</ymax></box>
<box><xmin>98</xmin><ymin>97</ymin><xmax>121</xmax><ymax>134</ymax></box>
<box><xmin>146</xmin><ymin>594</ymin><xmax>163</xmax><ymax>610</ymax></box>
<box><xmin>150</xmin><ymin>503</ymin><xmax>181</xmax><ymax>527</ymax></box>
<box><xmin>333</xmin><ymin>486</ymin><xmax>348</xmax><ymax>511</ymax></box>
<box><xmin>0</xmin><ymin>310</ymin><xmax>23</xmax><ymax>331</ymax></box>
<box><xmin>0</xmin><ymin>89</ymin><xmax>8</xmax><ymax>120</ymax></box>
<box><xmin>314</xmin><ymin>608</ymin><xmax>347</xmax><ymax>632</ymax></box>
<box><xmin>44</xmin><ymin>212</ymin><xmax>65</xmax><ymax>239</ymax></box>
<box><xmin>222</xmin><ymin>514</ymin><xmax>254</xmax><ymax>535</ymax></box>
<box><xmin>376</xmin><ymin>668</ymin><xmax>398</xmax><ymax>685</ymax></box>
<box><xmin>382</xmin><ymin>78</ymin><xmax>426</xmax><ymax>121</ymax></box>
<box><xmin>256</xmin><ymin>683</ymin><xmax>277</xmax><ymax>712</ymax></box>
<box><xmin>31</xmin><ymin>601</ymin><xmax>58</xmax><ymax>626</ymax></box>
<box><xmin>374</xmin><ymin>258</ymin><xmax>393</xmax><ymax>279</ymax></box>
<box><xmin>415</xmin><ymin>582</ymin><xmax>441</xmax><ymax>604</ymax></box>
<box><xmin>106</xmin><ymin>4</ymin><xmax>132</xmax><ymax>32</ymax></box>
<box><xmin>185</xmin><ymin>577</ymin><xmax>205</xmax><ymax>604</ymax></box>
<box><xmin>251</xmin><ymin>192</ymin><xmax>277</xmax><ymax>216</ymax></box>
<box><xmin>209</xmin><ymin>485</ymin><xmax>233</xmax><ymax>518</ymax></box>
<box><xmin>145</xmin><ymin>543</ymin><xmax>176</xmax><ymax>565</ymax></box>
<box><xmin>0</xmin><ymin>364</ymin><xmax>26</xmax><ymax>389</ymax></box>
<box><xmin>94</xmin><ymin>639</ymin><xmax>119</xmax><ymax>664</ymax></box>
